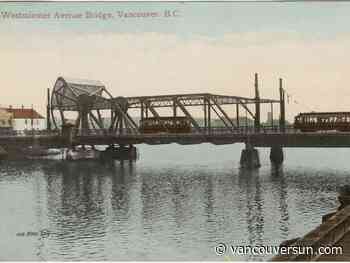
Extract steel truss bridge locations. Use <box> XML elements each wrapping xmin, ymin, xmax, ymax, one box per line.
<box><xmin>47</xmin><ymin>74</ymin><xmax>285</xmax><ymax>136</ymax></box>
<box><xmin>2</xmin><ymin>74</ymin><xmax>350</xmax><ymax>166</ymax></box>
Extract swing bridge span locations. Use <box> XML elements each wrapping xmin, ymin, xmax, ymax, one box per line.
<box><xmin>1</xmin><ymin>74</ymin><xmax>350</xmax><ymax>166</ymax></box>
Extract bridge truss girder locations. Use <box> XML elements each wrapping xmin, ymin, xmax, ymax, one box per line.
<box><xmin>49</xmin><ymin>74</ymin><xmax>285</xmax><ymax>135</ymax></box>
<box><xmin>50</xmin><ymin>77</ymin><xmax>139</xmax><ymax>135</ymax></box>
<box><xmin>125</xmin><ymin>92</ymin><xmax>281</xmax><ymax>132</ymax></box>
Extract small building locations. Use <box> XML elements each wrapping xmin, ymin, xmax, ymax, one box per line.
<box><xmin>6</xmin><ymin>107</ymin><xmax>45</xmax><ymax>130</ymax></box>
<box><xmin>0</xmin><ymin>108</ymin><xmax>13</xmax><ymax>132</ymax></box>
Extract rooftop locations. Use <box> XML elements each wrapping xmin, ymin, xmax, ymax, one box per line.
<box><xmin>5</xmin><ymin>108</ymin><xmax>44</xmax><ymax>119</ymax></box>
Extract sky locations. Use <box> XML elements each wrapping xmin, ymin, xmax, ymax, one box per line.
<box><xmin>1</xmin><ymin>2</ymin><xmax>350</xmax><ymax>121</ymax></box>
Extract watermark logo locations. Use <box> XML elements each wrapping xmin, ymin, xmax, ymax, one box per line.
<box><xmin>214</xmin><ymin>243</ymin><xmax>343</xmax><ymax>258</ymax></box>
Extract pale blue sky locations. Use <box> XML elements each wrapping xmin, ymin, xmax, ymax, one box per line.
<box><xmin>1</xmin><ymin>2</ymin><xmax>350</xmax><ymax>119</ymax></box>
<box><xmin>1</xmin><ymin>2</ymin><xmax>350</xmax><ymax>39</ymax></box>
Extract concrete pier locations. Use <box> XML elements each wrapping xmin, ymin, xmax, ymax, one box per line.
<box><xmin>240</xmin><ymin>144</ymin><xmax>261</xmax><ymax>169</ymax></box>
<box><xmin>270</xmin><ymin>145</ymin><xmax>284</xmax><ymax>166</ymax></box>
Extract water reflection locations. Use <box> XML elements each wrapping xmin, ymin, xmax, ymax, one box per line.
<box><xmin>238</xmin><ymin>169</ymin><xmax>264</xmax><ymax>250</ymax></box>
<box><xmin>0</xmin><ymin>153</ymin><xmax>345</xmax><ymax>261</ymax></box>
<box><xmin>270</xmin><ymin>167</ymin><xmax>290</xmax><ymax>239</ymax></box>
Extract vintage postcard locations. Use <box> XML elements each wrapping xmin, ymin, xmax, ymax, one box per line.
<box><xmin>0</xmin><ymin>1</ymin><xmax>349</xmax><ymax>261</ymax></box>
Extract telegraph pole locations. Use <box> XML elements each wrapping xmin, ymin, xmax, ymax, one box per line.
<box><xmin>47</xmin><ymin>88</ymin><xmax>51</xmax><ymax>131</ymax></box>
<box><xmin>279</xmin><ymin>78</ymin><xmax>286</xmax><ymax>133</ymax></box>
<box><xmin>254</xmin><ymin>73</ymin><xmax>260</xmax><ymax>132</ymax></box>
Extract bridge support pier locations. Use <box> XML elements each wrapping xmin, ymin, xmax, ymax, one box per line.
<box><xmin>62</xmin><ymin>123</ymin><xmax>74</xmax><ymax>147</ymax></box>
<box><xmin>240</xmin><ymin>144</ymin><xmax>261</xmax><ymax>169</ymax></box>
<box><xmin>101</xmin><ymin>144</ymin><xmax>138</xmax><ymax>161</ymax></box>
<box><xmin>270</xmin><ymin>145</ymin><xmax>284</xmax><ymax>167</ymax></box>
<box><xmin>0</xmin><ymin>146</ymin><xmax>8</xmax><ymax>160</ymax></box>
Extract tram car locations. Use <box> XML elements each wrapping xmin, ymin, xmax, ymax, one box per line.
<box><xmin>294</xmin><ymin>112</ymin><xmax>350</xmax><ymax>132</ymax></box>
<box><xmin>140</xmin><ymin>116</ymin><xmax>191</xmax><ymax>134</ymax></box>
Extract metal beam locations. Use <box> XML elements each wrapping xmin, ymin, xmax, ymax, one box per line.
<box><xmin>255</xmin><ymin>73</ymin><xmax>260</xmax><ymax>132</ymax></box>
<box><xmin>208</xmin><ymin>98</ymin><xmax>211</xmax><ymax>131</ymax></box>
<box><xmin>89</xmin><ymin>112</ymin><xmax>104</xmax><ymax>130</ymax></box>
<box><xmin>46</xmin><ymin>88</ymin><xmax>51</xmax><ymax>131</ymax></box>
<box><xmin>237</xmin><ymin>99</ymin><xmax>255</xmax><ymax>119</ymax></box>
<box><xmin>175</xmin><ymin>99</ymin><xmax>201</xmax><ymax>132</ymax></box>
<box><xmin>270</xmin><ymin>103</ymin><xmax>274</xmax><ymax>127</ymax></box>
<box><xmin>144</xmin><ymin>100</ymin><xmax>160</xmax><ymax>117</ymax></box>
<box><xmin>112</xmin><ymin>102</ymin><xmax>139</xmax><ymax>134</ymax></box>
<box><xmin>141</xmin><ymin>102</ymin><xmax>144</xmax><ymax>122</ymax></box>
<box><xmin>210</xmin><ymin>105</ymin><xmax>230</xmax><ymax>128</ymax></box>
<box><xmin>210</xmin><ymin>97</ymin><xmax>236</xmax><ymax>128</ymax></box>
<box><xmin>109</xmin><ymin>110</ymin><xmax>117</xmax><ymax>131</ymax></box>
<box><xmin>96</xmin><ymin>109</ymin><xmax>104</xmax><ymax>129</ymax></box>
<box><xmin>204</xmin><ymin>102</ymin><xmax>207</xmax><ymax>129</ymax></box>
<box><xmin>143</xmin><ymin>100</ymin><xmax>169</xmax><ymax>132</ymax></box>
<box><xmin>279</xmin><ymin>78</ymin><xmax>286</xmax><ymax>133</ymax></box>
<box><xmin>59</xmin><ymin>110</ymin><xmax>66</xmax><ymax>126</ymax></box>
<box><xmin>124</xmin><ymin>111</ymin><xmax>139</xmax><ymax>129</ymax></box>
<box><xmin>89</xmin><ymin>114</ymin><xmax>97</xmax><ymax>130</ymax></box>
<box><xmin>125</xmin><ymin>93</ymin><xmax>280</xmax><ymax>109</ymax></box>
<box><xmin>236</xmin><ymin>104</ymin><xmax>240</xmax><ymax>128</ymax></box>
<box><xmin>173</xmin><ymin>99</ymin><xmax>177</xmax><ymax>117</ymax></box>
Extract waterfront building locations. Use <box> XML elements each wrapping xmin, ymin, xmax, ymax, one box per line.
<box><xmin>6</xmin><ymin>106</ymin><xmax>45</xmax><ymax>130</ymax></box>
<box><xmin>0</xmin><ymin>108</ymin><xmax>13</xmax><ymax>132</ymax></box>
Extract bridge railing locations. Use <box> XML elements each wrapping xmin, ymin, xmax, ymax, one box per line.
<box><xmin>0</xmin><ymin>125</ymin><xmax>299</xmax><ymax>138</ymax></box>
<box><xmin>73</xmin><ymin>125</ymin><xmax>297</xmax><ymax>137</ymax></box>
<box><xmin>0</xmin><ymin>129</ymin><xmax>60</xmax><ymax>137</ymax></box>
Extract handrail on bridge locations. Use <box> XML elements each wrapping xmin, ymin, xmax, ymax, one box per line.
<box><xmin>0</xmin><ymin>129</ymin><xmax>60</xmax><ymax>137</ymax></box>
<box><xmin>72</xmin><ymin>125</ymin><xmax>297</xmax><ymax>137</ymax></box>
<box><xmin>0</xmin><ymin>125</ymin><xmax>304</xmax><ymax>138</ymax></box>
<box><xmin>0</xmin><ymin>126</ymin><xmax>299</xmax><ymax>138</ymax></box>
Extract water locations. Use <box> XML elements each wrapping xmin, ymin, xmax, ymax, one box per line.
<box><xmin>0</xmin><ymin>143</ymin><xmax>349</xmax><ymax>261</ymax></box>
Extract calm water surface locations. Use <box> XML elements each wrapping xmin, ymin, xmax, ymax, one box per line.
<box><xmin>0</xmin><ymin>143</ymin><xmax>349</xmax><ymax>261</ymax></box>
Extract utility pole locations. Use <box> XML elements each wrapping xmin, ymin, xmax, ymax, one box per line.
<box><xmin>279</xmin><ymin>78</ymin><xmax>286</xmax><ymax>133</ymax></box>
<box><xmin>47</xmin><ymin>88</ymin><xmax>51</xmax><ymax>131</ymax></box>
<box><xmin>31</xmin><ymin>104</ymin><xmax>34</xmax><ymax>130</ymax></box>
<box><xmin>254</xmin><ymin>73</ymin><xmax>260</xmax><ymax>132</ymax></box>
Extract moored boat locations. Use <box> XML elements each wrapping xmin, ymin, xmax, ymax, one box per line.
<box><xmin>66</xmin><ymin>147</ymin><xmax>100</xmax><ymax>161</ymax></box>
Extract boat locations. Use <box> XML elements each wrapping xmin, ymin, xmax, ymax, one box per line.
<box><xmin>66</xmin><ymin>147</ymin><xmax>100</xmax><ymax>161</ymax></box>
<box><xmin>24</xmin><ymin>146</ymin><xmax>61</xmax><ymax>157</ymax></box>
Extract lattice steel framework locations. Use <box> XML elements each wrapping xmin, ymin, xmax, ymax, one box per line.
<box><xmin>49</xmin><ymin>74</ymin><xmax>285</xmax><ymax>135</ymax></box>
<box><xmin>50</xmin><ymin>77</ymin><xmax>138</xmax><ymax>134</ymax></box>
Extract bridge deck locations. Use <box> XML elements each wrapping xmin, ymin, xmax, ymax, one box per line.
<box><xmin>1</xmin><ymin>127</ymin><xmax>350</xmax><ymax>148</ymax></box>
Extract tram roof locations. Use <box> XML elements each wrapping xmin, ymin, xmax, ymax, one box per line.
<box><xmin>297</xmin><ymin>112</ymin><xmax>350</xmax><ymax>116</ymax></box>
<box><xmin>141</xmin><ymin>116</ymin><xmax>189</xmax><ymax>120</ymax></box>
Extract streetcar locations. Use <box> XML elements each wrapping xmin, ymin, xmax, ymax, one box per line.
<box><xmin>139</xmin><ymin>116</ymin><xmax>191</xmax><ymax>134</ymax></box>
<box><xmin>294</xmin><ymin>112</ymin><xmax>350</xmax><ymax>132</ymax></box>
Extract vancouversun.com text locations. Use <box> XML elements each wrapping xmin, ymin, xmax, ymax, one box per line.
<box><xmin>214</xmin><ymin>243</ymin><xmax>343</xmax><ymax>257</ymax></box>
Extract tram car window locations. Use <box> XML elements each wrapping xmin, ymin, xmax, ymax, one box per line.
<box><xmin>140</xmin><ymin>117</ymin><xmax>191</xmax><ymax>133</ymax></box>
<box><xmin>294</xmin><ymin>112</ymin><xmax>350</xmax><ymax>132</ymax></box>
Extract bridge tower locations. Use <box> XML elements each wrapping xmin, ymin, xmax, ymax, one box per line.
<box><xmin>50</xmin><ymin>77</ymin><xmax>139</xmax><ymax>160</ymax></box>
<box><xmin>270</xmin><ymin>77</ymin><xmax>285</xmax><ymax>168</ymax></box>
<box><xmin>240</xmin><ymin>73</ymin><xmax>262</xmax><ymax>169</ymax></box>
